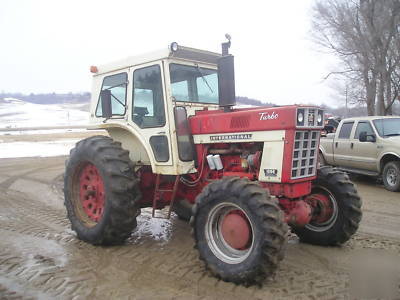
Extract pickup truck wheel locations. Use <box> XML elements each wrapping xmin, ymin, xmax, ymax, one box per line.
<box><xmin>292</xmin><ymin>166</ymin><xmax>362</xmax><ymax>246</ymax></box>
<box><xmin>191</xmin><ymin>177</ymin><xmax>288</xmax><ymax>285</ymax></box>
<box><xmin>382</xmin><ymin>161</ymin><xmax>400</xmax><ymax>192</ymax></box>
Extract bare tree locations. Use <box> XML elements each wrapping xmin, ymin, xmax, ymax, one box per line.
<box><xmin>312</xmin><ymin>0</ymin><xmax>400</xmax><ymax>115</ymax></box>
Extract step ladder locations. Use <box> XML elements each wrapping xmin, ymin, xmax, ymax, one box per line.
<box><xmin>152</xmin><ymin>174</ymin><xmax>180</xmax><ymax>219</ymax></box>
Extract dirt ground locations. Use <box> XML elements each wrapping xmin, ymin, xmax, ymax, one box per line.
<box><xmin>0</xmin><ymin>154</ymin><xmax>399</xmax><ymax>299</ymax></box>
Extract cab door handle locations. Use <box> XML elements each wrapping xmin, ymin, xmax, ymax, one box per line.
<box><xmin>350</xmin><ymin>142</ymin><xmax>354</xmax><ymax>149</ymax></box>
<box><xmin>335</xmin><ymin>142</ymin><xmax>338</xmax><ymax>148</ymax></box>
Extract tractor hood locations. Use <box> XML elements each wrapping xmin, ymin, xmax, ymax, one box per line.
<box><xmin>189</xmin><ymin>105</ymin><xmax>321</xmax><ymax>135</ymax></box>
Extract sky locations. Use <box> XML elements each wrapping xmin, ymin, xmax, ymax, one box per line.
<box><xmin>0</xmin><ymin>0</ymin><xmax>340</xmax><ymax>106</ymax></box>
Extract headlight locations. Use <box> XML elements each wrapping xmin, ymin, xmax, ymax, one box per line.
<box><xmin>317</xmin><ymin>110</ymin><xmax>324</xmax><ymax>126</ymax></box>
<box><xmin>170</xmin><ymin>42</ymin><xmax>178</xmax><ymax>52</ymax></box>
<box><xmin>297</xmin><ymin>109</ymin><xmax>305</xmax><ymax>126</ymax></box>
<box><xmin>298</xmin><ymin>112</ymin><xmax>304</xmax><ymax>123</ymax></box>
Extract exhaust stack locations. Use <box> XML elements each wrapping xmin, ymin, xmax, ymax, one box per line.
<box><xmin>218</xmin><ymin>34</ymin><xmax>236</xmax><ymax>111</ymax></box>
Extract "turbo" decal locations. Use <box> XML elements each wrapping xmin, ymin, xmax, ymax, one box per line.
<box><xmin>259</xmin><ymin>111</ymin><xmax>278</xmax><ymax>121</ymax></box>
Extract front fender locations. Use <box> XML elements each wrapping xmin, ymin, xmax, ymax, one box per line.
<box><xmin>377</xmin><ymin>151</ymin><xmax>400</xmax><ymax>173</ymax></box>
<box><xmin>319</xmin><ymin>139</ymin><xmax>334</xmax><ymax>165</ymax></box>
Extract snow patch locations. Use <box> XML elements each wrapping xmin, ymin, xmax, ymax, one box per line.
<box><xmin>0</xmin><ymin>128</ymin><xmax>87</xmax><ymax>136</ymax></box>
<box><xmin>0</xmin><ymin>98</ymin><xmax>89</xmax><ymax>129</ymax></box>
<box><xmin>132</xmin><ymin>209</ymin><xmax>175</xmax><ymax>243</ymax></box>
<box><xmin>0</xmin><ymin>139</ymin><xmax>79</xmax><ymax>158</ymax></box>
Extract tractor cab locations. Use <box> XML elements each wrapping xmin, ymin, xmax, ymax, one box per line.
<box><xmin>89</xmin><ymin>39</ymin><xmax>235</xmax><ymax>175</ymax></box>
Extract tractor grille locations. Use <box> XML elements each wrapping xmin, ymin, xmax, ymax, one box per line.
<box><xmin>291</xmin><ymin>131</ymin><xmax>320</xmax><ymax>179</ymax></box>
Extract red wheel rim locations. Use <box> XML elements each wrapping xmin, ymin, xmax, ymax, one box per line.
<box><xmin>221</xmin><ymin>210</ymin><xmax>252</xmax><ymax>250</ymax></box>
<box><xmin>306</xmin><ymin>193</ymin><xmax>334</xmax><ymax>224</ymax></box>
<box><xmin>78</xmin><ymin>163</ymin><xmax>105</xmax><ymax>223</ymax></box>
<box><xmin>206</xmin><ymin>203</ymin><xmax>255</xmax><ymax>264</ymax></box>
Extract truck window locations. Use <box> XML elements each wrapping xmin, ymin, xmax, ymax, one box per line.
<box><xmin>354</xmin><ymin>122</ymin><xmax>374</xmax><ymax>139</ymax></box>
<box><xmin>132</xmin><ymin>65</ymin><xmax>165</xmax><ymax>128</ymax></box>
<box><xmin>373</xmin><ymin>118</ymin><xmax>400</xmax><ymax>137</ymax></box>
<box><xmin>95</xmin><ymin>73</ymin><xmax>127</xmax><ymax>117</ymax></box>
<box><xmin>169</xmin><ymin>63</ymin><xmax>219</xmax><ymax>104</ymax></box>
<box><xmin>338</xmin><ymin>122</ymin><xmax>354</xmax><ymax>139</ymax></box>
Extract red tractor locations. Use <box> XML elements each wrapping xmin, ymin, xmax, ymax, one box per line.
<box><xmin>64</xmin><ymin>38</ymin><xmax>362</xmax><ymax>285</ymax></box>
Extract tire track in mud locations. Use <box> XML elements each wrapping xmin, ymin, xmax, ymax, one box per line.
<box><xmin>0</xmin><ymin>190</ymin><xmax>95</xmax><ymax>298</ymax></box>
<box><xmin>0</xmin><ymin>177</ymin><xmax>400</xmax><ymax>298</ymax></box>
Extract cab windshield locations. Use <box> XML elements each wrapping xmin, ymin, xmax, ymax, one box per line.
<box><xmin>169</xmin><ymin>63</ymin><xmax>219</xmax><ymax>104</ymax></box>
<box><xmin>373</xmin><ymin>118</ymin><xmax>400</xmax><ymax>137</ymax></box>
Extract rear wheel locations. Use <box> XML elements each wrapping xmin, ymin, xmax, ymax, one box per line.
<box><xmin>191</xmin><ymin>177</ymin><xmax>288</xmax><ymax>285</ymax></box>
<box><xmin>292</xmin><ymin>166</ymin><xmax>362</xmax><ymax>246</ymax></box>
<box><xmin>64</xmin><ymin>136</ymin><xmax>141</xmax><ymax>245</ymax></box>
<box><xmin>382</xmin><ymin>161</ymin><xmax>400</xmax><ymax>192</ymax></box>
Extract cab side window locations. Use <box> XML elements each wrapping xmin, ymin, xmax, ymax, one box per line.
<box><xmin>132</xmin><ymin>65</ymin><xmax>165</xmax><ymax>128</ymax></box>
<box><xmin>96</xmin><ymin>73</ymin><xmax>127</xmax><ymax>116</ymax></box>
<box><xmin>338</xmin><ymin>122</ymin><xmax>354</xmax><ymax>139</ymax></box>
<box><xmin>354</xmin><ymin>122</ymin><xmax>374</xmax><ymax>139</ymax></box>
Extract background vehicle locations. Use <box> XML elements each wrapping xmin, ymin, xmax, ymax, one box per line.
<box><xmin>320</xmin><ymin>116</ymin><xmax>400</xmax><ymax>191</ymax></box>
<box><xmin>321</xmin><ymin>116</ymin><xmax>341</xmax><ymax>137</ymax></box>
<box><xmin>64</xmin><ymin>39</ymin><xmax>362</xmax><ymax>285</ymax></box>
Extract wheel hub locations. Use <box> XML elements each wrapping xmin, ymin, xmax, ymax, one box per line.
<box><xmin>306</xmin><ymin>192</ymin><xmax>335</xmax><ymax>224</ymax></box>
<box><xmin>387</xmin><ymin>168</ymin><xmax>398</xmax><ymax>186</ymax></box>
<box><xmin>206</xmin><ymin>203</ymin><xmax>254</xmax><ymax>264</ymax></box>
<box><xmin>79</xmin><ymin>163</ymin><xmax>105</xmax><ymax>223</ymax></box>
<box><xmin>221</xmin><ymin>211</ymin><xmax>251</xmax><ymax>250</ymax></box>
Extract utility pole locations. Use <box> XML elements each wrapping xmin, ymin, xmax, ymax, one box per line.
<box><xmin>345</xmin><ymin>84</ymin><xmax>348</xmax><ymax>118</ymax></box>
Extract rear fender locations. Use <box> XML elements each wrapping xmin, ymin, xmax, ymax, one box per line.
<box><xmin>89</xmin><ymin>123</ymin><xmax>156</xmax><ymax>172</ymax></box>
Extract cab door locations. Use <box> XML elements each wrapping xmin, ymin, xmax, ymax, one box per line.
<box><xmin>333</xmin><ymin>121</ymin><xmax>355</xmax><ymax>166</ymax></box>
<box><xmin>130</xmin><ymin>62</ymin><xmax>173</xmax><ymax>170</ymax></box>
<box><xmin>348</xmin><ymin>120</ymin><xmax>378</xmax><ymax>171</ymax></box>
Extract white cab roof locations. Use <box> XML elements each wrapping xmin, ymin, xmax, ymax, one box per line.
<box><xmin>94</xmin><ymin>45</ymin><xmax>221</xmax><ymax>75</ymax></box>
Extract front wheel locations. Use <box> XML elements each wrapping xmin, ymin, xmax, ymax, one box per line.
<box><xmin>292</xmin><ymin>166</ymin><xmax>362</xmax><ymax>246</ymax></box>
<box><xmin>382</xmin><ymin>161</ymin><xmax>400</xmax><ymax>192</ymax></box>
<box><xmin>191</xmin><ymin>177</ymin><xmax>288</xmax><ymax>285</ymax></box>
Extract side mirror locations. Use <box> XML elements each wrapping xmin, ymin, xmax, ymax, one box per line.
<box><xmin>369</xmin><ymin>134</ymin><xmax>376</xmax><ymax>142</ymax></box>
<box><xmin>359</xmin><ymin>131</ymin><xmax>367</xmax><ymax>142</ymax></box>
<box><xmin>218</xmin><ymin>55</ymin><xmax>236</xmax><ymax>109</ymax></box>
<box><xmin>359</xmin><ymin>131</ymin><xmax>376</xmax><ymax>142</ymax></box>
<box><xmin>100</xmin><ymin>89</ymin><xmax>112</xmax><ymax>119</ymax></box>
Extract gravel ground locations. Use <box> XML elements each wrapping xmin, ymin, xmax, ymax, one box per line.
<box><xmin>0</xmin><ymin>155</ymin><xmax>399</xmax><ymax>299</ymax></box>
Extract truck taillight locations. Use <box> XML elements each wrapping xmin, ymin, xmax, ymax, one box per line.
<box><xmin>174</xmin><ymin>106</ymin><xmax>194</xmax><ymax>161</ymax></box>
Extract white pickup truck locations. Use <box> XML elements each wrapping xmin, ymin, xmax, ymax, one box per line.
<box><xmin>319</xmin><ymin>116</ymin><xmax>400</xmax><ymax>191</ymax></box>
